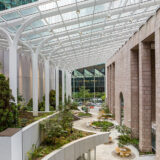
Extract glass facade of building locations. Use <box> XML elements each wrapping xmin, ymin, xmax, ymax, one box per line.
<box><xmin>72</xmin><ymin>64</ymin><xmax>105</xmax><ymax>93</ymax></box>
<box><xmin>0</xmin><ymin>0</ymin><xmax>37</xmax><ymax>11</ymax></box>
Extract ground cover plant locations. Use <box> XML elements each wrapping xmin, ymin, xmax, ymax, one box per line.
<box><xmin>92</xmin><ymin>121</ymin><xmax>114</xmax><ymax>131</ymax></box>
<box><xmin>78</xmin><ymin>112</ymin><xmax>92</xmax><ymax>117</ymax></box>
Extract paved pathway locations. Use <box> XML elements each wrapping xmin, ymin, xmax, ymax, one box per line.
<box><xmin>73</xmin><ymin>108</ymin><xmax>155</xmax><ymax>160</ymax></box>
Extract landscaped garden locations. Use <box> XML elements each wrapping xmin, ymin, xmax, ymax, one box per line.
<box><xmin>27</xmin><ymin>109</ymin><xmax>92</xmax><ymax>160</ymax></box>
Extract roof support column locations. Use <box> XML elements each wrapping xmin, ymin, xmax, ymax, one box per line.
<box><xmin>66</xmin><ymin>72</ymin><xmax>69</xmax><ymax>102</ymax></box>
<box><xmin>56</xmin><ymin>66</ymin><xmax>59</xmax><ymax>110</ymax></box>
<box><xmin>62</xmin><ymin>69</ymin><xmax>65</xmax><ymax>106</ymax></box>
<box><xmin>9</xmin><ymin>44</ymin><xmax>18</xmax><ymax>104</ymax></box>
<box><xmin>44</xmin><ymin>59</ymin><xmax>50</xmax><ymax>112</ymax></box>
<box><xmin>31</xmin><ymin>53</ymin><xmax>39</xmax><ymax>116</ymax></box>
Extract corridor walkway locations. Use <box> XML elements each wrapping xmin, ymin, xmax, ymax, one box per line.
<box><xmin>73</xmin><ymin>109</ymin><xmax>155</xmax><ymax>160</ymax></box>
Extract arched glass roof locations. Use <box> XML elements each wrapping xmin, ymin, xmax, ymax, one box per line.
<box><xmin>0</xmin><ymin>0</ymin><xmax>159</xmax><ymax>70</ymax></box>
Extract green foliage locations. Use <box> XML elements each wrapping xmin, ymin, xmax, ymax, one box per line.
<box><xmin>78</xmin><ymin>112</ymin><xmax>91</xmax><ymax>117</ymax></box>
<box><xmin>38</xmin><ymin>96</ymin><xmax>45</xmax><ymax>111</ymax></box>
<box><xmin>116</xmin><ymin>125</ymin><xmax>139</xmax><ymax>148</ymax></box>
<box><xmin>116</xmin><ymin>125</ymin><xmax>131</xmax><ymax>135</ymax></box>
<box><xmin>92</xmin><ymin>121</ymin><xmax>114</xmax><ymax>131</ymax></box>
<box><xmin>118</xmin><ymin>135</ymin><xmax>139</xmax><ymax>148</ymax></box>
<box><xmin>68</xmin><ymin>102</ymin><xmax>78</xmax><ymax>110</ymax></box>
<box><xmin>27</xmin><ymin>98</ymin><xmax>33</xmax><ymax>111</ymax></box>
<box><xmin>49</xmin><ymin>90</ymin><xmax>56</xmax><ymax>110</ymax></box>
<box><xmin>40</xmin><ymin>109</ymin><xmax>74</xmax><ymax>145</ymax></box>
<box><xmin>0</xmin><ymin>74</ymin><xmax>19</xmax><ymax>132</ymax></box>
<box><xmin>102</xmin><ymin>103</ymin><xmax>110</xmax><ymax>114</ymax></box>
<box><xmin>82</xmin><ymin>106</ymin><xmax>89</xmax><ymax>113</ymax></box>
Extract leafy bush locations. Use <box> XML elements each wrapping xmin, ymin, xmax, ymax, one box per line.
<box><xmin>118</xmin><ymin>135</ymin><xmax>139</xmax><ymax>148</ymax></box>
<box><xmin>0</xmin><ymin>74</ymin><xmax>19</xmax><ymax>132</ymax></box>
<box><xmin>116</xmin><ymin>125</ymin><xmax>131</xmax><ymax>135</ymax></box>
<box><xmin>68</xmin><ymin>102</ymin><xmax>78</xmax><ymax>110</ymax></box>
<box><xmin>49</xmin><ymin>90</ymin><xmax>56</xmax><ymax>110</ymax></box>
<box><xmin>27</xmin><ymin>98</ymin><xmax>33</xmax><ymax>111</ymax></box>
<box><xmin>40</xmin><ymin>109</ymin><xmax>74</xmax><ymax>144</ymax></box>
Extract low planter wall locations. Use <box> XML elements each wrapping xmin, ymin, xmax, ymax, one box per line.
<box><xmin>22</xmin><ymin>112</ymin><xmax>59</xmax><ymax>160</ymax></box>
<box><xmin>42</xmin><ymin>132</ymin><xmax>110</xmax><ymax>160</ymax></box>
<box><xmin>0</xmin><ymin>112</ymin><xmax>58</xmax><ymax>160</ymax></box>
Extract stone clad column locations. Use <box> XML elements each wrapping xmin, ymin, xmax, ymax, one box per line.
<box><xmin>155</xmin><ymin>29</ymin><xmax>160</xmax><ymax>159</ymax></box>
<box><xmin>111</xmin><ymin>63</ymin><xmax>115</xmax><ymax>114</ymax></box>
<box><xmin>130</xmin><ymin>50</ymin><xmax>139</xmax><ymax>138</ymax></box>
<box><xmin>139</xmin><ymin>42</ymin><xmax>152</xmax><ymax>152</ymax></box>
<box><xmin>107</xmin><ymin>67</ymin><xmax>109</xmax><ymax>106</ymax></box>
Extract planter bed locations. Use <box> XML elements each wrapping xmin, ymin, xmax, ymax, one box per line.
<box><xmin>19</xmin><ymin>111</ymin><xmax>55</xmax><ymax>127</ymax></box>
<box><xmin>91</xmin><ymin>121</ymin><xmax>114</xmax><ymax>130</ymax></box>
<box><xmin>27</xmin><ymin>129</ymin><xmax>92</xmax><ymax>160</ymax></box>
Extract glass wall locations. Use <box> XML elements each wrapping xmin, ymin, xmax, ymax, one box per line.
<box><xmin>72</xmin><ymin>64</ymin><xmax>105</xmax><ymax>101</ymax></box>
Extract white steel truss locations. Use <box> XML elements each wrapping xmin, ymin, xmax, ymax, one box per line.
<box><xmin>0</xmin><ymin>0</ymin><xmax>160</xmax><ymax>70</ymax></box>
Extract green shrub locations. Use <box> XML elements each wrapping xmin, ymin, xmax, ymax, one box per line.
<box><xmin>27</xmin><ymin>98</ymin><xmax>33</xmax><ymax>111</ymax></box>
<box><xmin>118</xmin><ymin>135</ymin><xmax>139</xmax><ymax>148</ymax></box>
<box><xmin>49</xmin><ymin>90</ymin><xmax>56</xmax><ymax>110</ymax></box>
<box><xmin>116</xmin><ymin>125</ymin><xmax>131</xmax><ymax>135</ymax></box>
<box><xmin>92</xmin><ymin>121</ymin><xmax>114</xmax><ymax>131</ymax></box>
<box><xmin>78</xmin><ymin>112</ymin><xmax>91</xmax><ymax>117</ymax></box>
<box><xmin>0</xmin><ymin>74</ymin><xmax>19</xmax><ymax>132</ymax></box>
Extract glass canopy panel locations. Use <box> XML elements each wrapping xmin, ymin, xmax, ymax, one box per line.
<box><xmin>62</xmin><ymin>11</ymin><xmax>77</xmax><ymax>21</ymax></box>
<box><xmin>57</xmin><ymin>0</ymin><xmax>75</xmax><ymax>7</ymax></box>
<box><xmin>0</xmin><ymin>18</ymin><xmax>3</xmax><ymax>23</ymax></box>
<box><xmin>46</xmin><ymin>15</ymin><xmax>62</xmax><ymax>24</ymax></box>
<box><xmin>67</xmin><ymin>24</ymin><xmax>79</xmax><ymax>30</ymax></box>
<box><xmin>20</xmin><ymin>7</ymin><xmax>38</xmax><ymax>16</ymax></box>
<box><xmin>74</xmin><ymin>70</ymin><xmax>84</xmax><ymax>78</ymax></box>
<box><xmin>79</xmin><ymin>7</ymin><xmax>94</xmax><ymax>17</ymax></box>
<box><xmin>54</xmin><ymin>27</ymin><xmax>65</xmax><ymax>33</ymax></box>
<box><xmin>39</xmin><ymin>2</ymin><xmax>56</xmax><ymax>11</ymax></box>
<box><xmin>31</xmin><ymin>20</ymin><xmax>46</xmax><ymax>28</ymax></box>
<box><xmin>80</xmin><ymin>21</ymin><xmax>92</xmax><ymax>27</ymax></box>
<box><xmin>2</xmin><ymin>11</ymin><xmax>21</xmax><ymax>21</ymax></box>
<box><xmin>6</xmin><ymin>26</ymin><xmax>16</xmax><ymax>33</ymax></box>
<box><xmin>94</xmin><ymin>4</ymin><xmax>108</xmax><ymax>14</ymax></box>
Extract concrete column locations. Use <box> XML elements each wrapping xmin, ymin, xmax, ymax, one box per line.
<box><xmin>56</xmin><ymin>67</ymin><xmax>59</xmax><ymax>110</ymax></box>
<box><xmin>139</xmin><ymin>42</ymin><xmax>152</xmax><ymax>152</ymax></box>
<box><xmin>87</xmin><ymin>149</ymin><xmax>91</xmax><ymax>160</ymax></box>
<box><xmin>130</xmin><ymin>50</ymin><xmax>139</xmax><ymax>138</ymax></box>
<box><xmin>44</xmin><ymin>59</ymin><xmax>49</xmax><ymax>112</ymax></box>
<box><xmin>62</xmin><ymin>69</ymin><xmax>65</xmax><ymax>105</ymax></box>
<box><xmin>66</xmin><ymin>71</ymin><xmax>69</xmax><ymax>101</ymax></box>
<box><xmin>155</xmin><ymin>29</ymin><xmax>160</xmax><ymax>159</ymax></box>
<box><xmin>31</xmin><ymin>53</ymin><xmax>38</xmax><ymax>116</ymax></box>
<box><xmin>108</xmin><ymin>66</ymin><xmax>111</xmax><ymax>111</ymax></box>
<box><xmin>9</xmin><ymin>44</ymin><xmax>17</xmax><ymax>103</ymax></box>
<box><xmin>94</xmin><ymin>147</ymin><xmax>96</xmax><ymax>160</ymax></box>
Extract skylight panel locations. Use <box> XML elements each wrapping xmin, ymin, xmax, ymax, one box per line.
<box><xmin>46</xmin><ymin>15</ymin><xmax>62</xmax><ymax>24</ymax></box>
<box><xmin>20</xmin><ymin>7</ymin><xmax>38</xmax><ymax>16</ymax></box>
<box><xmin>39</xmin><ymin>2</ymin><xmax>56</xmax><ymax>11</ymax></box>
<box><xmin>120</xmin><ymin>12</ymin><xmax>131</xmax><ymax>18</ymax></box>
<box><xmin>67</xmin><ymin>24</ymin><xmax>79</xmax><ymax>30</ymax></box>
<box><xmin>80</xmin><ymin>21</ymin><xmax>92</xmax><ymax>27</ymax></box>
<box><xmin>93</xmin><ymin>18</ymin><xmax>105</xmax><ymax>24</ymax></box>
<box><xmin>54</xmin><ymin>27</ymin><xmax>65</xmax><ymax>33</ymax></box>
<box><xmin>57</xmin><ymin>0</ymin><xmax>75</xmax><ymax>7</ymax></box>
<box><xmin>62</xmin><ymin>11</ymin><xmax>77</xmax><ymax>21</ymax></box>
<box><xmin>31</xmin><ymin>20</ymin><xmax>46</xmax><ymax>28</ymax></box>
<box><xmin>79</xmin><ymin>7</ymin><xmax>94</xmax><ymax>17</ymax></box>
<box><xmin>6</xmin><ymin>27</ymin><xmax>16</xmax><ymax>33</ymax></box>
<box><xmin>2</xmin><ymin>12</ymin><xmax>21</xmax><ymax>21</ymax></box>
<box><xmin>0</xmin><ymin>18</ymin><xmax>3</xmax><ymax>23</ymax></box>
<box><xmin>94</xmin><ymin>4</ymin><xmax>108</xmax><ymax>14</ymax></box>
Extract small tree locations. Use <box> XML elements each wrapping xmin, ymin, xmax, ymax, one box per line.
<box><xmin>0</xmin><ymin>74</ymin><xmax>19</xmax><ymax>131</ymax></box>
